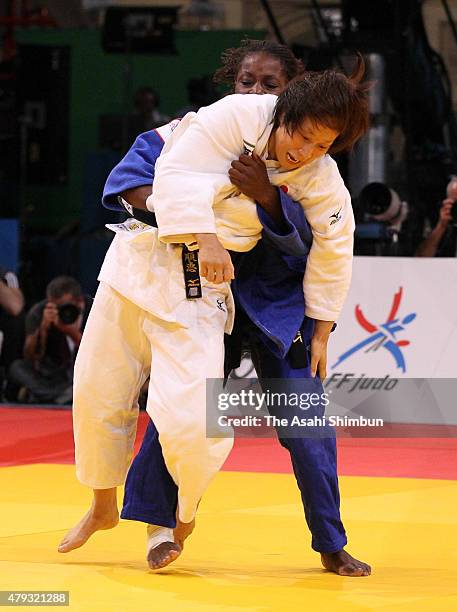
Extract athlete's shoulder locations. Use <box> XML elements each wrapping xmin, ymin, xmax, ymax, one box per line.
<box><xmin>154</xmin><ymin>118</ymin><xmax>182</xmax><ymax>142</ymax></box>
<box><xmin>305</xmin><ymin>155</ymin><xmax>346</xmax><ymax>192</ymax></box>
<box><xmin>313</xmin><ymin>157</ymin><xmax>353</xmax><ymax>230</ymax></box>
<box><xmin>316</xmin><ymin>154</ymin><xmax>342</xmax><ymax>178</ymax></box>
<box><xmin>231</xmin><ymin>92</ymin><xmax>277</xmax><ymax>111</ymax></box>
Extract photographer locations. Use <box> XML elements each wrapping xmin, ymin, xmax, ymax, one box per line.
<box><xmin>8</xmin><ymin>276</ymin><xmax>91</xmax><ymax>404</ymax></box>
<box><xmin>415</xmin><ymin>198</ymin><xmax>457</xmax><ymax>257</ymax></box>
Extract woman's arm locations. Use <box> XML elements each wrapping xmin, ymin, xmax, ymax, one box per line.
<box><xmin>148</xmin><ymin>94</ymin><xmax>276</xmax><ymax>244</ymax></box>
<box><xmin>102</xmin><ymin>125</ymin><xmax>176</xmax><ymax>211</ymax></box>
<box><xmin>297</xmin><ymin>160</ymin><xmax>355</xmax><ymax>323</ymax></box>
<box><xmin>121</xmin><ymin>185</ymin><xmax>152</xmax><ymax>211</ymax></box>
<box><xmin>294</xmin><ymin>160</ymin><xmax>355</xmax><ymax>379</ymax></box>
<box><xmin>228</xmin><ymin>152</ymin><xmax>312</xmax><ymax>257</ymax></box>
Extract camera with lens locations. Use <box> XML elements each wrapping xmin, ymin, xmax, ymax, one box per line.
<box><xmin>354</xmin><ymin>182</ymin><xmax>408</xmax><ymax>255</ymax></box>
<box><xmin>57</xmin><ymin>302</ymin><xmax>81</xmax><ymax>325</ymax></box>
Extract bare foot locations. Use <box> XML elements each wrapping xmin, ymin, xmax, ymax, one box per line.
<box><xmin>148</xmin><ymin>542</ymin><xmax>182</xmax><ymax>570</ymax></box>
<box><xmin>321</xmin><ymin>549</ymin><xmax>371</xmax><ymax>577</ymax></box>
<box><xmin>58</xmin><ymin>509</ymin><xmax>119</xmax><ymax>553</ymax></box>
<box><xmin>173</xmin><ymin>517</ymin><xmax>195</xmax><ymax>549</ymax></box>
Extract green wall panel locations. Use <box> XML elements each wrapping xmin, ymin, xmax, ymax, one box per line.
<box><xmin>16</xmin><ymin>28</ymin><xmax>263</xmax><ymax>230</ymax></box>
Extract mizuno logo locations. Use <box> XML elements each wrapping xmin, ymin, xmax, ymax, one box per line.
<box><xmin>216</xmin><ymin>298</ymin><xmax>226</xmax><ymax>312</ymax></box>
<box><xmin>330</xmin><ymin>208</ymin><xmax>342</xmax><ymax>225</ymax></box>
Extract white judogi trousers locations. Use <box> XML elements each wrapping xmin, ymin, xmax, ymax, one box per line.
<box><xmin>73</xmin><ymin>224</ymin><xmax>234</xmax><ymax>523</ymax></box>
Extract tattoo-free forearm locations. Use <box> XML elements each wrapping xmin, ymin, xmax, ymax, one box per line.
<box><xmin>24</xmin><ymin>329</ymin><xmax>44</xmax><ymax>362</ymax></box>
<box><xmin>415</xmin><ymin>222</ymin><xmax>448</xmax><ymax>257</ymax></box>
<box><xmin>313</xmin><ymin>319</ymin><xmax>334</xmax><ymax>339</ymax></box>
<box><xmin>255</xmin><ymin>186</ymin><xmax>286</xmax><ymax>229</ymax></box>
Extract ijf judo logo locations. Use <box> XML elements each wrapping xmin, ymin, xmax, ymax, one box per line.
<box><xmin>331</xmin><ymin>287</ymin><xmax>417</xmax><ymax>373</ymax></box>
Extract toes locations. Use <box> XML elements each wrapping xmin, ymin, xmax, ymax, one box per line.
<box><xmin>339</xmin><ymin>564</ymin><xmax>357</xmax><ymax>576</ymax></box>
<box><xmin>58</xmin><ymin>543</ymin><xmax>74</xmax><ymax>553</ymax></box>
<box><xmin>148</xmin><ymin>550</ymin><xmax>179</xmax><ymax>570</ymax></box>
<box><xmin>341</xmin><ymin>563</ymin><xmax>370</xmax><ymax>577</ymax></box>
<box><xmin>57</xmin><ymin>530</ymin><xmax>92</xmax><ymax>553</ymax></box>
<box><xmin>321</xmin><ymin>552</ymin><xmax>371</xmax><ymax>577</ymax></box>
<box><xmin>57</xmin><ymin>537</ymin><xmax>74</xmax><ymax>553</ymax></box>
<box><xmin>147</xmin><ymin>543</ymin><xmax>181</xmax><ymax>570</ymax></box>
<box><xmin>58</xmin><ymin>538</ymin><xmax>82</xmax><ymax>553</ymax></box>
<box><xmin>350</xmin><ymin>560</ymin><xmax>371</xmax><ymax>576</ymax></box>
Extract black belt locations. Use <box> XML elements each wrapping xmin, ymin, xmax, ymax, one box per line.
<box><xmin>182</xmin><ymin>245</ymin><xmax>202</xmax><ymax>299</ymax></box>
<box><xmin>129</xmin><ymin>207</ymin><xmax>202</xmax><ymax>299</ymax></box>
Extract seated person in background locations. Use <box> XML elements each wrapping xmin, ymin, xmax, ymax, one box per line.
<box><xmin>8</xmin><ymin>276</ymin><xmax>91</xmax><ymax>404</ymax></box>
<box><xmin>415</xmin><ymin>198</ymin><xmax>457</xmax><ymax>257</ymax></box>
<box><xmin>0</xmin><ymin>265</ymin><xmax>25</xmax><ymax>397</ymax></box>
<box><xmin>133</xmin><ymin>86</ymin><xmax>170</xmax><ymax>132</ymax></box>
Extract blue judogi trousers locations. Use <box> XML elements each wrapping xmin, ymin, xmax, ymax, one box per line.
<box><xmin>121</xmin><ymin>307</ymin><xmax>347</xmax><ymax>554</ymax></box>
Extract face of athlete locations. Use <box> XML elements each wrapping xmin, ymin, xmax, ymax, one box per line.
<box><xmin>234</xmin><ymin>52</ymin><xmax>289</xmax><ymax>95</ymax></box>
<box><xmin>269</xmin><ymin>118</ymin><xmax>339</xmax><ymax>170</ymax></box>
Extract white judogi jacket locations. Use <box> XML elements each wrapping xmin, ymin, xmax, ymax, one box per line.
<box><xmin>146</xmin><ymin>94</ymin><xmax>354</xmax><ymax>321</ymax></box>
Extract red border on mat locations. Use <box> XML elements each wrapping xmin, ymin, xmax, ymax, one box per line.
<box><xmin>1</xmin><ymin>407</ymin><xmax>456</xmax><ymax>479</ymax></box>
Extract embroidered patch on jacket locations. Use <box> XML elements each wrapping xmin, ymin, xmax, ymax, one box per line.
<box><xmin>242</xmin><ymin>139</ymin><xmax>255</xmax><ymax>155</ymax></box>
<box><xmin>105</xmin><ymin>219</ymin><xmax>148</xmax><ymax>233</ymax></box>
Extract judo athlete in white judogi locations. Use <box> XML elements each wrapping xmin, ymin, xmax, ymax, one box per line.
<box><xmin>60</xmin><ymin>70</ymin><xmax>370</xmax><ymax>568</ymax></box>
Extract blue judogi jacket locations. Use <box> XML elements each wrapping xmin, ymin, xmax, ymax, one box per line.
<box><xmin>102</xmin><ymin>130</ymin><xmax>313</xmax><ymax>359</ymax></box>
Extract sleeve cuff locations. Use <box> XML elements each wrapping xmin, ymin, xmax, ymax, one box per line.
<box><xmin>257</xmin><ymin>191</ymin><xmax>308</xmax><ymax>257</ymax></box>
<box><xmin>103</xmin><ymin>180</ymin><xmax>153</xmax><ymax>211</ymax></box>
<box><xmin>158</xmin><ymin>224</ymin><xmax>217</xmax><ymax>244</ymax></box>
<box><xmin>304</xmin><ymin>306</ymin><xmax>339</xmax><ymax>321</ymax></box>
<box><xmin>258</xmin><ymin>205</ymin><xmax>297</xmax><ymax>238</ymax></box>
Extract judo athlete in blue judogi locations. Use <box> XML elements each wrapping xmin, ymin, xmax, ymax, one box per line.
<box><xmin>59</xmin><ymin>55</ymin><xmax>371</xmax><ymax>577</ymax></box>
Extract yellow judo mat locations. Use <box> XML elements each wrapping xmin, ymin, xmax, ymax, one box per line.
<box><xmin>1</xmin><ymin>464</ymin><xmax>457</xmax><ymax>611</ymax></box>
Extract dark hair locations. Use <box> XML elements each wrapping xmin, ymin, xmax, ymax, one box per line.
<box><xmin>213</xmin><ymin>38</ymin><xmax>304</xmax><ymax>89</ymax></box>
<box><xmin>46</xmin><ymin>276</ymin><xmax>82</xmax><ymax>300</ymax></box>
<box><xmin>272</xmin><ymin>56</ymin><xmax>370</xmax><ymax>154</ymax></box>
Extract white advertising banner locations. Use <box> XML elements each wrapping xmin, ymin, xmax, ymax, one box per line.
<box><xmin>229</xmin><ymin>257</ymin><xmax>457</xmax><ymax>426</ymax></box>
<box><xmin>327</xmin><ymin>257</ymin><xmax>457</xmax><ymax>379</ymax></box>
